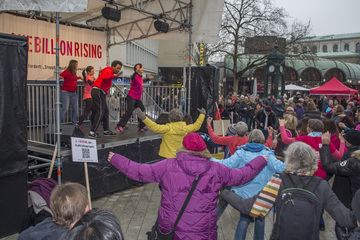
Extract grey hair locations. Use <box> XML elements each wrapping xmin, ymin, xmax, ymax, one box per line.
<box><xmin>168</xmin><ymin>109</ymin><xmax>183</xmax><ymax>122</ymax></box>
<box><xmin>248</xmin><ymin>129</ymin><xmax>265</xmax><ymax>144</ymax></box>
<box><xmin>284</xmin><ymin>142</ymin><xmax>318</xmax><ymax>173</ymax></box>
<box><xmin>235</xmin><ymin>121</ymin><xmax>248</xmax><ymax>136</ymax></box>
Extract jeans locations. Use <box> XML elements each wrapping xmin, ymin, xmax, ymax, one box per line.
<box><xmin>234</xmin><ymin>214</ymin><xmax>265</xmax><ymax>240</ymax></box>
<box><xmin>60</xmin><ymin>90</ymin><xmax>78</xmax><ymax>124</ymax></box>
<box><xmin>241</xmin><ymin>117</ymin><xmax>251</xmax><ymax>130</ymax></box>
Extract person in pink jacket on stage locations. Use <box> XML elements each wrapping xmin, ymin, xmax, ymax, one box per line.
<box><xmin>108</xmin><ymin>132</ymin><xmax>268</xmax><ymax>240</ymax></box>
<box><xmin>116</xmin><ymin>63</ymin><xmax>154</xmax><ymax>133</ymax></box>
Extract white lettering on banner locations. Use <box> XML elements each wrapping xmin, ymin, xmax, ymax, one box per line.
<box><xmin>0</xmin><ymin>13</ymin><xmax>107</xmax><ymax>80</ymax></box>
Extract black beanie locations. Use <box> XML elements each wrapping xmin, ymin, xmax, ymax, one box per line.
<box><xmin>343</xmin><ymin>130</ymin><xmax>360</xmax><ymax>146</ymax></box>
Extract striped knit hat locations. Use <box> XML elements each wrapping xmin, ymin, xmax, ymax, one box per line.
<box><xmin>226</xmin><ymin>124</ymin><xmax>237</xmax><ymax>136</ymax></box>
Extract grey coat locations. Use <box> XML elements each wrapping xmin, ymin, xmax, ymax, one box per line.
<box><xmin>221</xmin><ymin>174</ymin><xmax>356</xmax><ymax>239</ymax></box>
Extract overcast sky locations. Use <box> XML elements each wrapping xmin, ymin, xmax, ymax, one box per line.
<box><xmin>275</xmin><ymin>0</ymin><xmax>360</xmax><ymax>36</ymax></box>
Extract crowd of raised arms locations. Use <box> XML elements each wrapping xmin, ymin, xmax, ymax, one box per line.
<box><xmin>20</xmin><ymin>59</ymin><xmax>360</xmax><ymax>240</ymax></box>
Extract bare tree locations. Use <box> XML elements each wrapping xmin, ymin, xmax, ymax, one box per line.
<box><xmin>209</xmin><ymin>0</ymin><xmax>311</xmax><ymax>93</ymax></box>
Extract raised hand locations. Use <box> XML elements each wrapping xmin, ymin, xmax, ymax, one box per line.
<box><xmin>107</xmin><ymin>152</ymin><xmax>114</xmax><ymax>162</ymax></box>
<box><xmin>321</xmin><ymin>131</ymin><xmax>331</xmax><ymax>145</ymax></box>
<box><xmin>134</xmin><ymin>108</ymin><xmax>146</xmax><ymax>120</ymax></box>
<box><xmin>197</xmin><ymin>108</ymin><xmax>206</xmax><ymax>115</ymax></box>
<box><xmin>207</xmin><ymin>117</ymin><xmax>213</xmax><ymax>126</ymax></box>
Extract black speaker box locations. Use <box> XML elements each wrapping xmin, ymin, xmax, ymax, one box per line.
<box><xmin>155</xmin><ymin>113</ymin><xmax>169</xmax><ymax>124</ymax></box>
<box><xmin>45</xmin><ymin>125</ymin><xmax>85</xmax><ymax>144</ymax></box>
<box><xmin>154</xmin><ymin>20</ymin><xmax>169</xmax><ymax>33</ymax></box>
<box><xmin>102</xmin><ymin>7</ymin><xmax>121</xmax><ymax>22</ymax></box>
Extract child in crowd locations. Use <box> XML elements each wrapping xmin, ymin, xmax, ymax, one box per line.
<box><xmin>18</xmin><ymin>182</ymin><xmax>90</xmax><ymax>240</ymax></box>
<box><xmin>78</xmin><ymin>66</ymin><xmax>95</xmax><ymax>127</ymax></box>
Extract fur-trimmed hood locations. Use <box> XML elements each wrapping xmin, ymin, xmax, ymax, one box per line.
<box><xmin>352</xmin><ymin>150</ymin><xmax>360</xmax><ymax>160</ymax></box>
<box><xmin>175</xmin><ymin>148</ymin><xmax>212</xmax><ymax>177</ymax></box>
<box><xmin>176</xmin><ymin>146</ymin><xmax>213</xmax><ymax>159</ymax></box>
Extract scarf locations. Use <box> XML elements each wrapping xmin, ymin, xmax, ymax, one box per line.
<box><xmin>249</xmin><ymin>171</ymin><xmax>314</xmax><ymax>218</ymax></box>
<box><xmin>307</xmin><ymin>131</ymin><xmax>322</xmax><ymax>137</ymax></box>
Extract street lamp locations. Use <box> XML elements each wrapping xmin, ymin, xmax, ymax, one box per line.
<box><xmin>264</xmin><ymin>44</ymin><xmax>285</xmax><ymax>97</ymax></box>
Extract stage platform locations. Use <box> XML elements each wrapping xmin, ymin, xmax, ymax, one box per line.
<box><xmin>28</xmin><ymin>122</ymin><xmax>163</xmax><ymax>199</ymax></box>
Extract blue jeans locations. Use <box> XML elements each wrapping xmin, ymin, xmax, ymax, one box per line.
<box><xmin>60</xmin><ymin>90</ymin><xmax>78</xmax><ymax>124</ymax></box>
<box><xmin>241</xmin><ymin>117</ymin><xmax>251</xmax><ymax>130</ymax></box>
<box><xmin>234</xmin><ymin>214</ymin><xmax>265</xmax><ymax>240</ymax></box>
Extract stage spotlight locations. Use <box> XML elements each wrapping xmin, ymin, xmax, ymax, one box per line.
<box><xmin>102</xmin><ymin>5</ymin><xmax>121</xmax><ymax>22</ymax></box>
<box><xmin>154</xmin><ymin>20</ymin><xmax>169</xmax><ymax>33</ymax></box>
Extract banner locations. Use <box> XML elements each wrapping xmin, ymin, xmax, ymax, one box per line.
<box><xmin>0</xmin><ymin>13</ymin><xmax>107</xmax><ymax>80</ymax></box>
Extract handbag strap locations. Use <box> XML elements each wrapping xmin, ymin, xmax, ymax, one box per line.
<box><xmin>172</xmin><ymin>176</ymin><xmax>201</xmax><ymax>230</ymax></box>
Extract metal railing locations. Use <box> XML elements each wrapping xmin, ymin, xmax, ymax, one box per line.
<box><xmin>27</xmin><ymin>82</ymin><xmax>186</xmax><ymax>146</ymax></box>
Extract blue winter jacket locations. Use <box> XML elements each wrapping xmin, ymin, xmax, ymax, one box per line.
<box><xmin>211</xmin><ymin>143</ymin><xmax>286</xmax><ymax>199</ymax></box>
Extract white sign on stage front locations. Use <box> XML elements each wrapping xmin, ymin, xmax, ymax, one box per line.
<box><xmin>71</xmin><ymin>137</ymin><xmax>98</xmax><ymax>163</ymax></box>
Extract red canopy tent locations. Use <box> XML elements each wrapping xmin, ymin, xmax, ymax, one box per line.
<box><xmin>310</xmin><ymin>77</ymin><xmax>358</xmax><ymax>95</ymax></box>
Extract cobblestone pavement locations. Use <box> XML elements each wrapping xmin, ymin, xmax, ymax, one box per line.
<box><xmin>1</xmin><ymin>182</ymin><xmax>338</xmax><ymax>240</ymax></box>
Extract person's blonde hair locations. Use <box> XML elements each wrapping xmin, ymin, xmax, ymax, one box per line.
<box><xmin>284</xmin><ymin>114</ymin><xmax>298</xmax><ymax>130</ymax></box>
<box><xmin>50</xmin><ymin>182</ymin><xmax>89</xmax><ymax>228</ymax></box>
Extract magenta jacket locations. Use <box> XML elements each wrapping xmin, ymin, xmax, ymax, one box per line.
<box><xmin>110</xmin><ymin>150</ymin><xmax>267</xmax><ymax>239</ymax></box>
<box><xmin>127</xmin><ymin>73</ymin><xmax>143</xmax><ymax>100</ymax></box>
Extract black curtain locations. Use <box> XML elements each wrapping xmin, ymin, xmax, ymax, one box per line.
<box><xmin>0</xmin><ymin>33</ymin><xmax>28</xmax><ymax>237</ymax></box>
<box><xmin>186</xmin><ymin>66</ymin><xmax>220</xmax><ymax>133</ymax></box>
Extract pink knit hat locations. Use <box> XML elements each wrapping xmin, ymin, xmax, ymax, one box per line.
<box><xmin>183</xmin><ymin>133</ymin><xmax>207</xmax><ymax>151</ymax></box>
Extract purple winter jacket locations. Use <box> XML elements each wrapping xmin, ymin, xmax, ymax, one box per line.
<box><xmin>110</xmin><ymin>149</ymin><xmax>267</xmax><ymax>240</ymax></box>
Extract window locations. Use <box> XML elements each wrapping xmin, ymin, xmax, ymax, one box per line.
<box><xmin>356</xmin><ymin>43</ymin><xmax>360</xmax><ymax>53</ymax></box>
<box><xmin>344</xmin><ymin>43</ymin><xmax>349</xmax><ymax>51</ymax></box>
<box><xmin>312</xmin><ymin>46</ymin><xmax>317</xmax><ymax>53</ymax></box>
<box><xmin>323</xmin><ymin>45</ymin><xmax>327</xmax><ymax>52</ymax></box>
<box><xmin>303</xmin><ymin>46</ymin><xmax>307</xmax><ymax>53</ymax></box>
<box><xmin>333</xmin><ymin>44</ymin><xmax>338</xmax><ymax>52</ymax></box>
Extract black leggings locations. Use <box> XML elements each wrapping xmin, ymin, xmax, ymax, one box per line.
<box><xmin>91</xmin><ymin>88</ymin><xmax>109</xmax><ymax>132</ymax></box>
<box><xmin>116</xmin><ymin>95</ymin><xmax>145</xmax><ymax>128</ymax></box>
<box><xmin>78</xmin><ymin>98</ymin><xmax>93</xmax><ymax>126</ymax></box>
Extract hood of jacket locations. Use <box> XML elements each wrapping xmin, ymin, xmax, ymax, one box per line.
<box><xmin>303</xmin><ymin>110</ymin><xmax>322</xmax><ymax>119</ymax></box>
<box><xmin>352</xmin><ymin>150</ymin><xmax>360</xmax><ymax>160</ymax></box>
<box><xmin>175</xmin><ymin>148</ymin><xmax>211</xmax><ymax>177</ymax></box>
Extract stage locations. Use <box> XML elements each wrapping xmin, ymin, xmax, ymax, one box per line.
<box><xmin>28</xmin><ymin>122</ymin><xmax>163</xmax><ymax>199</ymax></box>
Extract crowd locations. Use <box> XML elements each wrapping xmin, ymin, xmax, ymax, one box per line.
<box><xmin>23</xmin><ymin>60</ymin><xmax>360</xmax><ymax>240</ymax></box>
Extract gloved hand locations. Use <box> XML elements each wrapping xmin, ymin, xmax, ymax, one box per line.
<box><xmin>135</xmin><ymin>108</ymin><xmax>146</xmax><ymax>120</ymax></box>
<box><xmin>197</xmin><ymin>108</ymin><xmax>206</xmax><ymax>115</ymax></box>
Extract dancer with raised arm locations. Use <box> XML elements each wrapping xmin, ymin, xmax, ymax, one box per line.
<box><xmin>116</xmin><ymin>63</ymin><xmax>154</xmax><ymax>133</ymax></box>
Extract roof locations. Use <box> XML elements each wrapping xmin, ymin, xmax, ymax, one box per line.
<box><xmin>316</xmin><ymin>51</ymin><xmax>360</xmax><ymax>57</ymax></box>
<box><xmin>225</xmin><ymin>54</ymin><xmax>360</xmax><ymax>81</ymax></box>
<box><xmin>310</xmin><ymin>77</ymin><xmax>358</xmax><ymax>95</ymax></box>
<box><xmin>301</xmin><ymin>32</ymin><xmax>360</xmax><ymax>42</ymax></box>
<box><xmin>0</xmin><ymin>0</ymin><xmax>225</xmax><ymax>45</ymax></box>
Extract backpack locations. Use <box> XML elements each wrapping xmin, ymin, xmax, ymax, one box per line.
<box><xmin>270</xmin><ymin>173</ymin><xmax>323</xmax><ymax>240</ymax></box>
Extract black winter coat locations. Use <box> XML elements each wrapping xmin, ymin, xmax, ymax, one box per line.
<box><xmin>254</xmin><ymin>109</ymin><xmax>277</xmax><ymax>129</ymax></box>
<box><xmin>239</xmin><ymin>101</ymin><xmax>254</xmax><ymax>118</ymax></box>
<box><xmin>272</xmin><ymin>103</ymin><xmax>285</xmax><ymax>118</ymax></box>
<box><xmin>320</xmin><ymin>145</ymin><xmax>360</xmax><ymax>208</ymax></box>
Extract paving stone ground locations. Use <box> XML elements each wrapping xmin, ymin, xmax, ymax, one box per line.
<box><xmin>1</xmin><ymin>182</ymin><xmax>338</xmax><ymax>240</ymax></box>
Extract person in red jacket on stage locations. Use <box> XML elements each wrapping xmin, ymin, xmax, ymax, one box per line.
<box><xmin>59</xmin><ymin>60</ymin><xmax>83</xmax><ymax>124</ymax></box>
<box><xmin>116</xmin><ymin>63</ymin><xmax>154</xmax><ymax>133</ymax></box>
<box><xmin>88</xmin><ymin>60</ymin><xmax>123</xmax><ymax>139</ymax></box>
